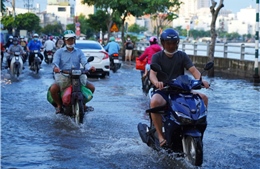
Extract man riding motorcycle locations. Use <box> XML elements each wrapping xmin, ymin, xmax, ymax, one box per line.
<box><xmin>49</xmin><ymin>30</ymin><xmax>96</xmax><ymax>114</ymax></box>
<box><xmin>104</xmin><ymin>37</ymin><xmax>120</xmax><ymax>70</ymax></box>
<box><xmin>27</xmin><ymin>33</ymin><xmax>43</xmax><ymax>70</ymax></box>
<box><xmin>7</xmin><ymin>37</ymin><xmax>25</xmax><ymax>68</ymax></box>
<box><xmin>43</xmin><ymin>36</ymin><xmax>56</xmax><ymax>63</ymax></box>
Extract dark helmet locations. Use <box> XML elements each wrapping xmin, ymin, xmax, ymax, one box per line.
<box><xmin>13</xmin><ymin>37</ymin><xmax>18</xmax><ymax>45</ymax></box>
<box><xmin>160</xmin><ymin>28</ymin><xmax>179</xmax><ymax>43</ymax></box>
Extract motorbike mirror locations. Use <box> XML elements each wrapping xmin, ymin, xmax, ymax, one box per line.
<box><xmin>87</xmin><ymin>56</ymin><xmax>94</xmax><ymax>62</ymax></box>
<box><xmin>204</xmin><ymin>61</ymin><xmax>214</xmax><ymax>71</ymax></box>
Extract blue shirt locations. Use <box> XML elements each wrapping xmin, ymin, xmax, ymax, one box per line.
<box><xmin>53</xmin><ymin>46</ymin><xmax>90</xmax><ymax>70</ymax></box>
<box><xmin>27</xmin><ymin>40</ymin><xmax>42</xmax><ymax>51</ymax></box>
<box><xmin>104</xmin><ymin>41</ymin><xmax>120</xmax><ymax>55</ymax></box>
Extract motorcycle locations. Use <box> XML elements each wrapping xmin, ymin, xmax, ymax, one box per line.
<box><xmin>45</xmin><ymin>49</ymin><xmax>55</xmax><ymax>64</ymax></box>
<box><xmin>10</xmin><ymin>51</ymin><xmax>23</xmax><ymax>79</ymax></box>
<box><xmin>110</xmin><ymin>53</ymin><xmax>121</xmax><ymax>73</ymax></box>
<box><xmin>30</xmin><ymin>50</ymin><xmax>42</xmax><ymax>74</ymax></box>
<box><xmin>47</xmin><ymin>56</ymin><xmax>94</xmax><ymax>125</ymax></box>
<box><xmin>137</xmin><ymin>61</ymin><xmax>214</xmax><ymax>166</ymax></box>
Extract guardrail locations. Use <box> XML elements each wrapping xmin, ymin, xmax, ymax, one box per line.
<box><xmin>134</xmin><ymin>42</ymin><xmax>259</xmax><ymax>61</ymax></box>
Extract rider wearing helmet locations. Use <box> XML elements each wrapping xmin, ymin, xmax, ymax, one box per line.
<box><xmin>5</xmin><ymin>35</ymin><xmax>14</xmax><ymax>49</ymax></box>
<box><xmin>19</xmin><ymin>36</ymin><xmax>28</xmax><ymax>63</ymax></box>
<box><xmin>104</xmin><ymin>36</ymin><xmax>120</xmax><ymax>57</ymax></box>
<box><xmin>7</xmin><ymin>37</ymin><xmax>24</xmax><ymax>68</ymax></box>
<box><xmin>27</xmin><ymin>33</ymin><xmax>43</xmax><ymax>69</ymax></box>
<box><xmin>43</xmin><ymin>36</ymin><xmax>56</xmax><ymax>62</ymax></box>
<box><xmin>138</xmin><ymin>36</ymin><xmax>162</xmax><ymax>78</ymax></box>
<box><xmin>149</xmin><ymin>28</ymin><xmax>210</xmax><ymax>148</ymax></box>
<box><xmin>49</xmin><ymin>30</ymin><xmax>96</xmax><ymax>114</ymax></box>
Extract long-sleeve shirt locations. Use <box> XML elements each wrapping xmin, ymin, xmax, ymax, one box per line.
<box><xmin>104</xmin><ymin>41</ymin><xmax>120</xmax><ymax>55</ymax></box>
<box><xmin>52</xmin><ymin>46</ymin><xmax>90</xmax><ymax>70</ymax></box>
<box><xmin>138</xmin><ymin>44</ymin><xmax>162</xmax><ymax>64</ymax></box>
<box><xmin>27</xmin><ymin>40</ymin><xmax>42</xmax><ymax>51</ymax></box>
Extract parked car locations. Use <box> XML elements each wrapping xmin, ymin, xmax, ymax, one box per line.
<box><xmin>75</xmin><ymin>40</ymin><xmax>110</xmax><ymax>77</ymax></box>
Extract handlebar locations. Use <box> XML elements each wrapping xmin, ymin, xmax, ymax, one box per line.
<box><xmin>60</xmin><ymin>69</ymin><xmax>90</xmax><ymax>75</ymax></box>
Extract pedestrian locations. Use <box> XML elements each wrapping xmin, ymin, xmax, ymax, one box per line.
<box><xmin>124</xmin><ymin>35</ymin><xmax>134</xmax><ymax>62</ymax></box>
<box><xmin>49</xmin><ymin>30</ymin><xmax>96</xmax><ymax>114</ymax></box>
<box><xmin>149</xmin><ymin>28</ymin><xmax>210</xmax><ymax>147</ymax></box>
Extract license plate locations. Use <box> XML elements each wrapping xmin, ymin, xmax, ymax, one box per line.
<box><xmin>48</xmin><ymin>55</ymin><xmax>52</xmax><ymax>59</ymax></box>
<box><xmin>114</xmin><ymin>59</ymin><xmax>119</xmax><ymax>63</ymax></box>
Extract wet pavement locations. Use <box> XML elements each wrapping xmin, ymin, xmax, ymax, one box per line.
<box><xmin>1</xmin><ymin>60</ymin><xmax>260</xmax><ymax>169</ymax></box>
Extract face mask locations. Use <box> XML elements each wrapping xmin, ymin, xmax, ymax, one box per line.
<box><xmin>164</xmin><ymin>49</ymin><xmax>178</xmax><ymax>56</ymax></box>
<box><xmin>34</xmin><ymin>38</ymin><xmax>38</xmax><ymax>41</ymax></box>
<box><xmin>66</xmin><ymin>44</ymin><xmax>75</xmax><ymax>49</ymax></box>
<box><xmin>13</xmin><ymin>41</ymin><xmax>18</xmax><ymax>45</ymax></box>
<box><xmin>9</xmin><ymin>39</ymin><xmax>13</xmax><ymax>42</ymax></box>
<box><xmin>127</xmin><ymin>38</ymin><xmax>130</xmax><ymax>40</ymax></box>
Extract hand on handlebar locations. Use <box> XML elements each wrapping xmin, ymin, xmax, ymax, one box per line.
<box><xmin>89</xmin><ymin>66</ymin><xmax>96</xmax><ymax>72</ymax></box>
<box><xmin>53</xmin><ymin>67</ymin><xmax>60</xmax><ymax>73</ymax></box>
<box><xmin>154</xmin><ymin>81</ymin><xmax>164</xmax><ymax>90</ymax></box>
<box><xmin>202</xmin><ymin>80</ymin><xmax>210</xmax><ymax>89</ymax></box>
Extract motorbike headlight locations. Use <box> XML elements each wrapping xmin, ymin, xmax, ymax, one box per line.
<box><xmin>175</xmin><ymin>111</ymin><xmax>193</xmax><ymax>124</ymax></box>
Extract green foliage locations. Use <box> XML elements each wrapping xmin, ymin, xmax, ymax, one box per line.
<box><xmin>128</xmin><ymin>23</ymin><xmax>147</xmax><ymax>33</ymax></box>
<box><xmin>1</xmin><ymin>15</ymin><xmax>15</xmax><ymax>33</ymax></box>
<box><xmin>1</xmin><ymin>0</ymin><xmax>6</xmax><ymax>15</ymax></box>
<box><xmin>14</xmin><ymin>13</ymin><xmax>41</xmax><ymax>33</ymax></box>
<box><xmin>42</xmin><ymin>23</ymin><xmax>64</xmax><ymax>36</ymax></box>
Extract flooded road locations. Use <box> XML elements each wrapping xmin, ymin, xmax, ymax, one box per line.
<box><xmin>1</xmin><ymin>61</ymin><xmax>260</xmax><ymax>169</ymax></box>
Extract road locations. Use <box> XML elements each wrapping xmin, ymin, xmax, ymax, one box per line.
<box><xmin>1</xmin><ymin>61</ymin><xmax>260</xmax><ymax>169</ymax></box>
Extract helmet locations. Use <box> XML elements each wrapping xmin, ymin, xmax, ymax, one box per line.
<box><xmin>13</xmin><ymin>37</ymin><xmax>18</xmax><ymax>45</ymax></box>
<box><xmin>20</xmin><ymin>36</ymin><xmax>25</xmax><ymax>39</ymax></box>
<box><xmin>63</xmin><ymin>30</ymin><xmax>76</xmax><ymax>40</ymax></box>
<box><xmin>109</xmin><ymin>37</ymin><xmax>115</xmax><ymax>41</ymax></box>
<box><xmin>160</xmin><ymin>28</ymin><xmax>179</xmax><ymax>42</ymax></box>
<box><xmin>33</xmin><ymin>33</ymin><xmax>39</xmax><ymax>37</ymax></box>
<box><xmin>149</xmin><ymin>36</ymin><xmax>158</xmax><ymax>44</ymax></box>
<box><xmin>9</xmin><ymin>35</ymin><xmax>13</xmax><ymax>39</ymax></box>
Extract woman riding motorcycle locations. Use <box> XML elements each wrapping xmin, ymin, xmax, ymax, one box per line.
<box><xmin>7</xmin><ymin>37</ymin><xmax>25</xmax><ymax>68</ymax></box>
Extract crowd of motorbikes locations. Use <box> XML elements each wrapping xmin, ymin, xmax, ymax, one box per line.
<box><xmin>137</xmin><ymin>60</ymin><xmax>214</xmax><ymax>166</ymax></box>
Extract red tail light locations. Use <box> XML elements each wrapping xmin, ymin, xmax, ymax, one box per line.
<box><xmin>113</xmin><ymin>53</ymin><xmax>119</xmax><ymax>57</ymax></box>
<box><xmin>101</xmin><ymin>51</ymin><xmax>109</xmax><ymax>60</ymax></box>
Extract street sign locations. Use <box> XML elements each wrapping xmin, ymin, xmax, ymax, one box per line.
<box><xmin>110</xmin><ymin>23</ymin><xmax>119</xmax><ymax>32</ymax></box>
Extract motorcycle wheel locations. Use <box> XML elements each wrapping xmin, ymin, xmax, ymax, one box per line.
<box><xmin>183</xmin><ymin>136</ymin><xmax>203</xmax><ymax>166</ymax></box>
<box><xmin>74</xmin><ymin>101</ymin><xmax>84</xmax><ymax>125</ymax></box>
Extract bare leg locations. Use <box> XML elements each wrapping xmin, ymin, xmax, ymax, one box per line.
<box><xmin>150</xmin><ymin>94</ymin><xmax>167</xmax><ymax>145</ymax></box>
<box><xmin>50</xmin><ymin>83</ymin><xmax>62</xmax><ymax>108</ymax></box>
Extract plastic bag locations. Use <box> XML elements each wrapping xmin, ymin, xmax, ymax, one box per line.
<box><xmin>135</xmin><ymin>57</ymin><xmax>147</xmax><ymax>71</ymax></box>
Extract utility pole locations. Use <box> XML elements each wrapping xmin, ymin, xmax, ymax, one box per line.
<box><xmin>12</xmin><ymin>0</ymin><xmax>15</xmax><ymax>17</ymax></box>
<box><xmin>254</xmin><ymin>0</ymin><xmax>260</xmax><ymax>83</ymax></box>
<box><xmin>24</xmin><ymin>0</ymin><xmax>34</xmax><ymax>12</ymax></box>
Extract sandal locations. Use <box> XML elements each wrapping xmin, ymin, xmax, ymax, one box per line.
<box><xmin>160</xmin><ymin>139</ymin><xmax>167</xmax><ymax>147</ymax></box>
<box><xmin>55</xmin><ymin>107</ymin><xmax>62</xmax><ymax>114</ymax></box>
<box><xmin>84</xmin><ymin>105</ymin><xmax>94</xmax><ymax>112</ymax></box>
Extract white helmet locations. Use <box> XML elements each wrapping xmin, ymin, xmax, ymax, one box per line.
<box><xmin>33</xmin><ymin>33</ymin><xmax>39</xmax><ymax>37</ymax></box>
<box><xmin>63</xmin><ymin>30</ymin><xmax>76</xmax><ymax>40</ymax></box>
<box><xmin>9</xmin><ymin>35</ymin><xmax>13</xmax><ymax>39</ymax></box>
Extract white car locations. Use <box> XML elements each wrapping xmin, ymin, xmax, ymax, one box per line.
<box><xmin>75</xmin><ymin>40</ymin><xmax>110</xmax><ymax>77</ymax></box>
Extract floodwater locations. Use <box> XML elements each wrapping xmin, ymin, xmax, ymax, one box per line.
<box><xmin>1</xmin><ymin>61</ymin><xmax>260</xmax><ymax>169</ymax></box>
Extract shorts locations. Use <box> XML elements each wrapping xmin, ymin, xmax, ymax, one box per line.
<box><xmin>145</xmin><ymin>64</ymin><xmax>150</xmax><ymax>71</ymax></box>
<box><xmin>54</xmin><ymin>73</ymin><xmax>88</xmax><ymax>91</ymax></box>
<box><xmin>125</xmin><ymin>49</ymin><xmax>133</xmax><ymax>56</ymax></box>
<box><xmin>152</xmin><ymin>90</ymin><xmax>169</xmax><ymax>102</ymax></box>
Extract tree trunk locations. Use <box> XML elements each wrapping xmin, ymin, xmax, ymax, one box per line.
<box><xmin>208</xmin><ymin>0</ymin><xmax>224</xmax><ymax>77</ymax></box>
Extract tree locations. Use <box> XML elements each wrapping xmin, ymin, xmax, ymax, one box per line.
<box><xmin>1</xmin><ymin>0</ymin><xmax>6</xmax><ymax>15</ymax></box>
<box><xmin>42</xmin><ymin>23</ymin><xmax>64</xmax><ymax>36</ymax></box>
<box><xmin>128</xmin><ymin>23</ymin><xmax>147</xmax><ymax>33</ymax></box>
<box><xmin>209</xmin><ymin>0</ymin><xmax>224</xmax><ymax>77</ymax></box>
<box><xmin>1</xmin><ymin>15</ymin><xmax>15</xmax><ymax>34</ymax></box>
<box><xmin>14</xmin><ymin>13</ymin><xmax>41</xmax><ymax>33</ymax></box>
